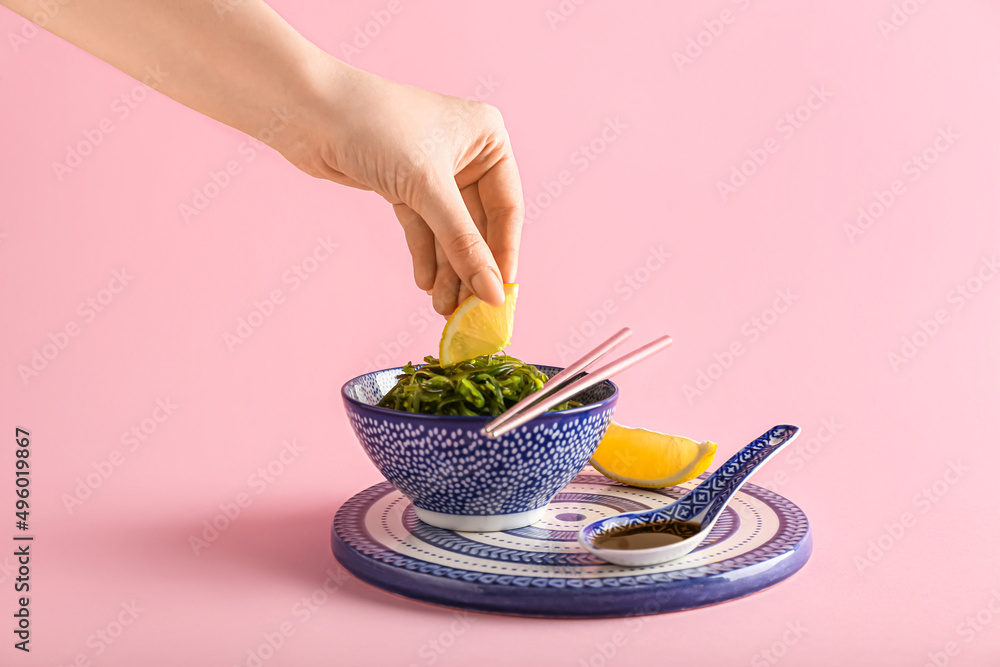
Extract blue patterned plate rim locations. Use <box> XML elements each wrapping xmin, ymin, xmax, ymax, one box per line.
<box><xmin>331</xmin><ymin>474</ymin><xmax>812</xmax><ymax>618</ymax></box>
<box><xmin>341</xmin><ymin>364</ymin><xmax>620</xmax><ymax>421</ymax></box>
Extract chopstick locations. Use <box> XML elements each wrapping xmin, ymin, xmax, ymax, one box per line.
<box><xmin>482</xmin><ymin>327</ymin><xmax>633</xmax><ymax>436</ymax></box>
<box><xmin>483</xmin><ymin>334</ymin><xmax>673</xmax><ymax>439</ymax></box>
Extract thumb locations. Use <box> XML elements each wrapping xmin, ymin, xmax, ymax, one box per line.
<box><xmin>412</xmin><ymin>174</ymin><xmax>505</xmax><ymax>307</ymax></box>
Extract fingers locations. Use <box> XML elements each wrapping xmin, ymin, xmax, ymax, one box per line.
<box><xmin>393</xmin><ymin>203</ymin><xmax>436</xmax><ymax>291</ymax></box>
<box><xmin>460</xmin><ymin>182</ymin><xmax>489</xmax><ymax>236</ymax></box>
<box><xmin>411</xmin><ymin>171</ymin><xmax>505</xmax><ymax>307</ymax></box>
<box><xmin>476</xmin><ymin>152</ymin><xmax>524</xmax><ymax>284</ymax></box>
<box><xmin>456</xmin><ymin>282</ymin><xmax>472</xmax><ymax>307</ymax></box>
<box><xmin>458</xmin><ymin>184</ymin><xmax>488</xmax><ymax>305</ymax></box>
<box><xmin>432</xmin><ymin>238</ymin><xmax>462</xmax><ymax>316</ymax></box>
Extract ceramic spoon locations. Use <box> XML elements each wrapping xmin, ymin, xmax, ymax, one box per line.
<box><xmin>578</xmin><ymin>424</ymin><xmax>801</xmax><ymax>567</ymax></box>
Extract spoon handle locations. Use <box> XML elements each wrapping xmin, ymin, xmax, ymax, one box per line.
<box><xmin>676</xmin><ymin>425</ymin><xmax>801</xmax><ymax>523</ymax></box>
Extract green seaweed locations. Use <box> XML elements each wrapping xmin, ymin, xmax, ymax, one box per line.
<box><xmin>376</xmin><ymin>355</ymin><xmax>582</xmax><ymax>417</ymax></box>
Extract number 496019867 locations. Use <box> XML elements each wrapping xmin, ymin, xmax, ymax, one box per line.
<box><xmin>15</xmin><ymin>428</ymin><xmax>30</xmax><ymax>528</ymax></box>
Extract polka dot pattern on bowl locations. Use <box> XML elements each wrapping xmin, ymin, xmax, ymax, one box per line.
<box><xmin>342</xmin><ymin>366</ymin><xmax>618</xmax><ymax>517</ymax></box>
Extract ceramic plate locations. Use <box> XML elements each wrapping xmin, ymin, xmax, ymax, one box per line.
<box><xmin>331</xmin><ymin>472</ymin><xmax>811</xmax><ymax>618</ymax></box>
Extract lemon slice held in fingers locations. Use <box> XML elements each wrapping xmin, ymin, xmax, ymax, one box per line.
<box><xmin>439</xmin><ymin>283</ymin><xmax>518</xmax><ymax>367</ymax></box>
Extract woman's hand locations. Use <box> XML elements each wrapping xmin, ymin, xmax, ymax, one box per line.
<box><xmin>0</xmin><ymin>0</ymin><xmax>523</xmax><ymax>315</ymax></box>
<box><xmin>281</xmin><ymin>62</ymin><xmax>523</xmax><ymax>315</ymax></box>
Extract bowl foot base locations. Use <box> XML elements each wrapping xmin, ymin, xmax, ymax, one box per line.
<box><xmin>413</xmin><ymin>506</ymin><xmax>548</xmax><ymax>532</ymax></box>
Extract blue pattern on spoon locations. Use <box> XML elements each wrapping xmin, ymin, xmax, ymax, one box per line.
<box><xmin>578</xmin><ymin>424</ymin><xmax>801</xmax><ymax>566</ymax></box>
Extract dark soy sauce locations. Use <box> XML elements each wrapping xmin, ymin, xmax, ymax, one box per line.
<box><xmin>592</xmin><ymin>521</ymin><xmax>702</xmax><ymax>550</ymax></box>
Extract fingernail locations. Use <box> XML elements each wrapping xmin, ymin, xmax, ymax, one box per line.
<box><xmin>471</xmin><ymin>269</ymin><xmax>505</xmax><ymax>307</ymax></box>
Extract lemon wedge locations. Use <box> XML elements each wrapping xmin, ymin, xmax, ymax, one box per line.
<box><xmin>590</xmin><ymin>422</ymin><xmax>717</xmax><ymax>488</ymax></box>
<box><xmin>439</xmin><ymin>283</ymin><xmax>518</xmax><ymax>367</ymax></box>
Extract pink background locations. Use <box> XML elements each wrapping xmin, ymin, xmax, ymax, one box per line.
<box><xmin>3</xmin><ymin>1</ymin><xmax>1000</xmax><ymax>665</ymax></box>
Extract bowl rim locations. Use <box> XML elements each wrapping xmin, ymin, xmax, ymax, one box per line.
<box><xmin>341</xmin><ymin>363</ymin><xmax>619</xmax><ymax>422</ymax></box>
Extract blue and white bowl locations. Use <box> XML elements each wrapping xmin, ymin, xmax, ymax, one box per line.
<box><xmin>342</xmin><ymin>365</ymin><xmax>618</xmax><ymax>532</ymax></box>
